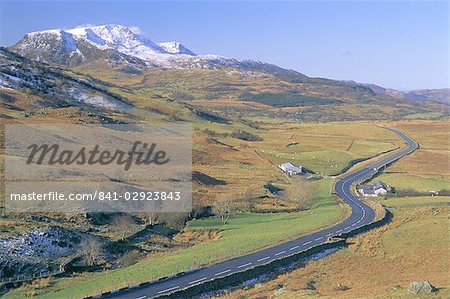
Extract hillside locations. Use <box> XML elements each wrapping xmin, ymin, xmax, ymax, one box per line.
<box><xmin>5</xmin><ymin>24</ymin><xmax>448</xmax><ymax>123</ymax></box>
<box><xmin>365</xmin><ymin>84</ymin><xmax>450</xmax><ymax>104</ymax></box>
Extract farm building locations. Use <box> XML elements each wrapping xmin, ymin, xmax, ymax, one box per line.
<box><xmin>357</xmin><ymin>181</ymin><xmax>389</xmax><ymax>197</ymax></box>
<box><xmin>278</xmin><ymin>162</ymin><xmax>303</xmax><ymax>176</ymax></box>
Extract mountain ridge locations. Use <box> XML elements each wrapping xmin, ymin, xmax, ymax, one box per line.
<box><xmin>5</xmin><ymin>24</ymin><xmax>449</xmax><ymax>105</ymax></box>
<box><xmin>9</xmin><ymin>25</ymin><xmax>266</xmax><ymax>70</ymax></box>
<box><xmin>362</xmin><ymin>83</ymin><xmax>450</xmax><ymax>104</ymax></box>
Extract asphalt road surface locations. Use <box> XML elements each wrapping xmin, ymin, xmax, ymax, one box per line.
<box><xmin>106</xmin><ymin>127</ymin><xmax>418</xmax><ymax>299</ymax></box>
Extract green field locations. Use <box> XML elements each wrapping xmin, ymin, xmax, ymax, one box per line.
<box><xmin>382</xmin><ymin>196</ymin><xmax>450</xmax><ymax>208</ymax></box>
<box><xmin>4</xmin><ymin>180</ymin><xmax>342</xmax><ymax>299</ymax></box>
<box><xmin>404</xmin><ymin>111</ymin><xmax>445</xmax><ymax>119</ymax></box>
<box><xmin>256</xmin><ymin>137</ymin><xmax>396</xmax><ymax>176</ymax></box>
<box><xmin>373</xmin><ymin>173</ymin><xmax>449</xmax><ymax>192</ymax></box>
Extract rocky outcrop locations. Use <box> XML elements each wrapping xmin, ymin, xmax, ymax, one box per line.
<box><xmin>408</xmin><ymin>281</ymin><xmax>436</xmax><ymax>295</ymax></box>
<box><xmin>0</xmin><ymin>226</ymin><xmax>81</xmax><ymax>281</ymax></box>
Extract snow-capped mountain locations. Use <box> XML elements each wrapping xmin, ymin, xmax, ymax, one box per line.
<box><xmin>157</xmin><ymin>42</ymin><xmax>195</xmax><ymax>55</ymax></box>
<box><xmin>10</xmin><ymin>24</ymin><xmax>198</xmax><ymax>67</ymax></box>
<box><xmin>8</xmin><ymin>24</ymin><xmax>303</xmax><ymax>76</ymax></box>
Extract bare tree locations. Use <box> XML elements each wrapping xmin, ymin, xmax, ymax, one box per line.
<box><xmin>287</xmin><ymin>179</ymin><xmax>316</xmax><ymax>211</ymax></box>
<box><xmin>143</xmin><ymin>200</ymin><xmax>162</xmax><ymax>226</ymax></box>
<box><xmin>79</xmin><ymin>237</ymin><xmax>102</xmax><ymax>267</ymax></box>
<box><xmin>242</xmin><ymin>187</ymin><xmax>258</xmax><ymax>211</ymax></box>
<box><xmin>213</xmin><ymin>198</ymin><xmax>234</xmax><ymax>224</ymax></box>
<box><xmin>111</xmin><ymin>214</ymin><xmax>135</xmax><ymax>241</ymax></box>
<box><xmin>160</xmin><ymin>212</ymin><xmax>188</xmax><ymax>231</ymax></box>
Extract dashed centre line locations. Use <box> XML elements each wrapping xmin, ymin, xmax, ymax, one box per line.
<box><xmin>274</xmin><ymin>250</ymin><xmax>286</xmax><ymax>256</ymax></box>
<box><xmin>157</xmin><ymin>286</ymin><xmax>179</xmax><ymax>294</ymax></box>
<box><xmin>257</xmin><ymin>256</ymin><xmax>270</xmax><ymax>262</ymax></box>
<box><xmin>237</xmin><ymin>262</ymin><xmax>252</xmax><ymax>269</ymax></box>
<box><xmin>214</xmin><ymin>269</ymin><xmax>231</xmax><ymax>276</ymax></box>
<box><xmin>188</xmin><ymin>277</ymin><xmax>208</xmax><ymax>285</ymax></box>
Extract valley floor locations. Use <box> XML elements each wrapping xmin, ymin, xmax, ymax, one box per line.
<box><xmin>1</xmin><ymin>120</ymin><xmax>448</xmax><ymax>299</ymax></box>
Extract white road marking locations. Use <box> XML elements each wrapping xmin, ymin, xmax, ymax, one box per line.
<box><xmin>315</xmin><ymin>237</ymin><xmax>323</xmax><ymax>241</ymax></box>
<box><xmin>326</xmin><ymin>233</ymin><xmax>333</xmax><ymax>237</ymax></box>
<box><xmin>136</xmin><ymin>296</ymin><xmax>146</xmax><ymax>299</ymax></box>
<box><xmin>336</xmin><ymin>229</ymin><xmax>342</xmax><ymax>233</ymax></box>
<box><xmin>303</xmin><ymin>241</ymin><xmax>312</xmax><ymax>245</ymax></box>
<box><xmin>157</xmin><ymin>285</ymin><xmax>179</xmax><ymax>294</ymax></box>
<box><xmin>188</xmin><ymin>277</ymin><xmax>208</xmax><ymax>285</ymax></box>
<box><xmin>257</xmin><ymin>256</ymin><xmax>270</xmax><ymax>262</ymax></box>
<box><xmin>274</xmin><ymin>250</ymin><xmax>286</xmax><ymax>256</ymax></box>
<box><xmin>237</xmin><ymin>262</ymin><xmax>252</xmax><ymax>269</ymax></box>
<box><xmin>290</xmin><ymin>245</ymin><xmax>300</xmax><ymax>250</ymax></box>
<box><xmin>215</xmin><ymin>269</ymin><xmax>231</xmax><ymax>276</ymax></box>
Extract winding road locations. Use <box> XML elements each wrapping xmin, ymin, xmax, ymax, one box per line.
<box><xmin>105</xmin><ymin>127</ymin><xmax>418</xmax><ymax>299</ymax></box>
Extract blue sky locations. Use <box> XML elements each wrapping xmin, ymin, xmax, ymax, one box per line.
<box><xmin>0</xmin><ymin>0</ymin><xmax>448</xmax><ymax>90</ymax></box>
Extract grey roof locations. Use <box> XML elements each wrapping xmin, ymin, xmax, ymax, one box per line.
<box><xmin>373</xmin><ymin>181</ymin><xmax>387</xmax><ymax>190</ymax></box>
<box><xmin>279</xmin><ymin>162</ymin><xmax>302</xmax><ymax>172</ymax></box>
<box><xmin>358</xmin><ymin>184</ymin><xmax>375</xmax><ymax>194</ymax></box>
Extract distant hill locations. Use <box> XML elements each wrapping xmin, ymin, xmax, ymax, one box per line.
<box><xmin>363</xmin><ymin>84</ymin><xmax>450</xmax><ymax>104</ymax></box>
<box><xmin>2</xmin><ymin>24</ymin><xmax>448</xmax><ymax>122</ymax></box>
<box><xmin>400</xmin><ymin>89</ymin><xmax>450</xmax><ymax>104</ymax></box>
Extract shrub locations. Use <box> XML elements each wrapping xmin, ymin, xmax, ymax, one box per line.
<box><xmin>118</xmin><ymin>250</ymin><xmax>141</xmax><ymax>267</ymax></box>
<box><xmin>231</xmin><ymin>130</ymin><xmax>263</xmax><ymax>141</ymax></box>
<box><xmin>160</xmin><ymin>212</ymin><xmax>189</xmax><ymax>230</ymax></box>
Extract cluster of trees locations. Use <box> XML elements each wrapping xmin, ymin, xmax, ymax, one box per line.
<box><xmin>78</xmin><ymin>209</ymin><xmax>189</xmax><ymax>268</ymax></box>
<box><xmin>230</xmin><ymin>130</ymin><xmax>263</xmax><ymax>141</ymax></box>
<box><xmin>202</xmin><ymin>128</ymin><xmax>262</xmax><ymax>141</ymax></box>
<box><xmin>212</xmin><ymin>198</ymin><xmax>235</xmax><ymax>224</ymax></box>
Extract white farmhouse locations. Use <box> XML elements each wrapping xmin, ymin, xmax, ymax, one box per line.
<box><xmin>279</xmin><ymin>162</ymin><xmax>303</xmax><ymax>176</ymax></box>
<box><xmin>373</xmin><ymin>181</ymin><xmax>388</xmax><ymax>196</ymax></box>
<box><xmin>357</xmin><ymin>181</ymin><xmax>389</xmax><ymax>197</ymax></box>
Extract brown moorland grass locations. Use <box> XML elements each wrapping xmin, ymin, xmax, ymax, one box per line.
<box><xmin>190</xmin><ymin>121</ymin><xmax>402</xmax><ymax>205</ymax></box>
<box><xmin>221</xmin><ymin>207</ymin><xmax>450</xmax><ymax>299</ymax></box>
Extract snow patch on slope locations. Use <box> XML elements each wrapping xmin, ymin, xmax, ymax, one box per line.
<box><xmin>157</xmin><ymin>42</ymin><xmax>195</xmax><ymax>55</ymax></box>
